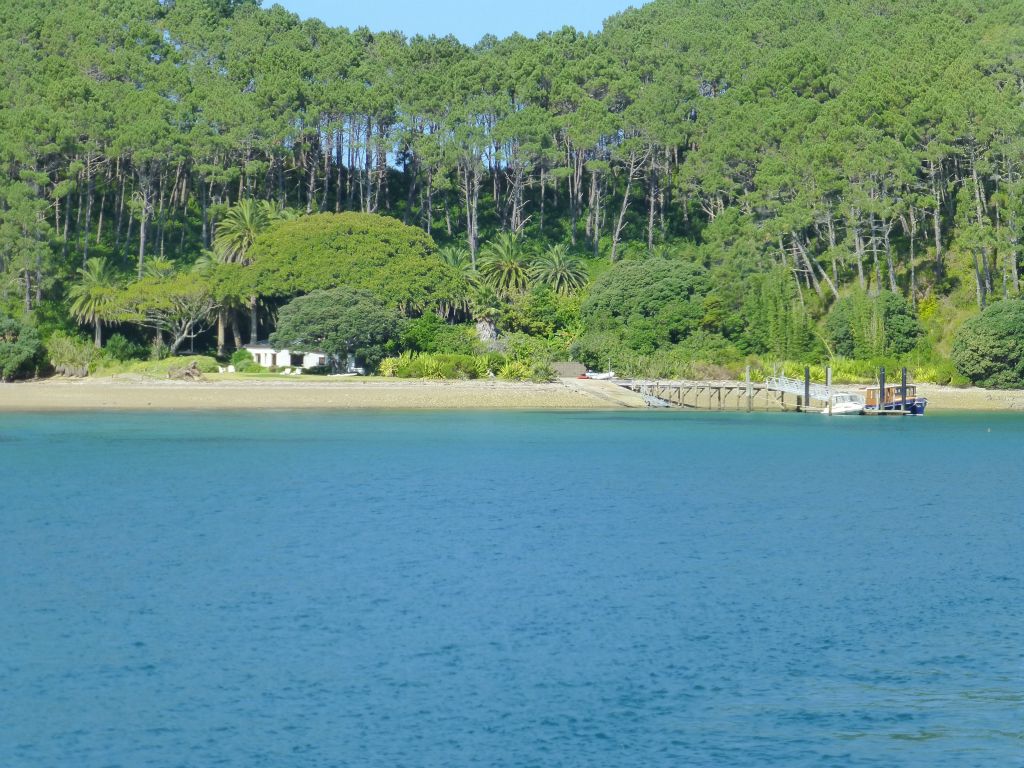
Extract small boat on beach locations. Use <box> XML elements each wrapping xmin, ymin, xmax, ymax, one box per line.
<box><xmin>862</xmin><ymin>383</ymin><xmax>928</xmax><ymax>415</ymax></box>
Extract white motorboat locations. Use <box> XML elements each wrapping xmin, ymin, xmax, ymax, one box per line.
<box><xmin>824</xmin><ymin>392</ymin><xmax>865</xmax><ymax>415</ymax></box>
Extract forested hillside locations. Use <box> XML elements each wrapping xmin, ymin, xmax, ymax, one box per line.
<box><xmin>2</xmin><ymin>0</ymin><xmax>1023</xmax><ymax>382</ymax></box>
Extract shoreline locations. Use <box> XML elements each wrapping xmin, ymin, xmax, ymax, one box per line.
<box><xmin>0</xmin><ymin>376</ymin><xmax>649</xmax><ymax>412</ymax></box>
<box><xmin>1</xmin><ymin>376</ymin><xmax>1023</xmax><ymax>413</ymax></box>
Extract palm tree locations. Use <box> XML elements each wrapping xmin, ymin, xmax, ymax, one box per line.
<box><xmin>212</xmin><ymin>199</ymin><xmax>273</xmax><ymax>265</ymax></box>
<box><xmin>142</xmin><ymin>257</ymin><xmax>176</xmax><ymax>279</ymax></box>
<box><xmin>69</xmin><ymin>257</ymin><xmax>118</xmax><ymax>347</ymax></box>
<box><xmin>213</xmin><ymin>199</ymin><xmax>280</xmax><ymax>344</ymax></box>
<box><xmin>478</xmin><ymin>232</ymin><xmax>532</xmax><ymax>299</ymax></box>
<box><xmin>530</xmin><ymin>244</ymin><xmax>588</xmax><ymax>295</ymax></box>
<box><xmin>438</xmin><ymin>245</ymin><xmax>478</xmax><ymax>284</ymax></box>
<box><xmin>190</xmin><ymin>250</ymin><xmax>216</xmax><ymax>275</ymax></box>
<box><xmin>192</xmin><ymin>251</ymin><xmax>236</xmax><ymax>354</ymax></box>
<box><xmin>469</xmin><ymin>285</ymin><xmax>502</xmax><ymax>344</ymax></box>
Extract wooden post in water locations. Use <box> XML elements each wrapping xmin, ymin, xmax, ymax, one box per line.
<box><xmin>879</xmin><ymin>366</ymin><xmax>886</xmax><ymax>411</ymax></box>
<box><xmin>745</xmin><ymin>366</ymin><xmax>752</xmax><ymax>412</ymax></box>
<box><xmin>826</xmin><ymin>366</ymin><xmax>833</xmax><ymax>416</ymax></box>
<box><xmin>804</xmin><ymin>366</ymin><xmax>811</xmax><ymax>413</ymax></box>
<box><xmin>901</xmin><ymin>367</ymin><xmax>908</xmax><ymax>412</ymax></box>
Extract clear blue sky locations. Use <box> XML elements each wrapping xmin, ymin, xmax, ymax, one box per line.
<box><xmin>271</xmin><ymin>0</ymin><xmax>647</xmax><ymax>42</ymax></box>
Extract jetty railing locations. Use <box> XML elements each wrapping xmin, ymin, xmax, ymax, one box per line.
<box><xmin>619</xmin><ymin>379</ymin><xmax>793</xmax><ymax>411</ymax></box>
<box><xmin>764</xmin><ymin>375</ymin><xmax>832</xmax><ymax>403</ymax></box>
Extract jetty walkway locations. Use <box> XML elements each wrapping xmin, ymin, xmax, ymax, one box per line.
<box><xmin>616</xmin><ymin>379</ymin><xmax>793</xmax><ymax>411</ymax></box>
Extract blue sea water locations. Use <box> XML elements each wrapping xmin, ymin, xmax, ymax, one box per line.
<box><xmin>1</xmin><ymin>410</ymin><xmax>1021</xmax><ymax>767</ymax></box>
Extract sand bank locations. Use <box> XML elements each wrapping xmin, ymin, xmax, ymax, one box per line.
<box><xmin>2</xmin><ymin>376</ymin><xmax>1021</xmax><ymax>412</ymax></box>
<box><xmin>0</xmin><ymin>375</ymin><xmax>648</xmax><ymax>411</ymax></box>
<box><xmin>913</xmin><ymin>384</ymin><xmax>1024</xmax><ymax>411</ymax></box>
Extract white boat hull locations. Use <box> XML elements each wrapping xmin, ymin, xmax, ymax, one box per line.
<box><xmin>826</xmin><ymin>401</ymin><xmax>864</xmax><ymax>415</ymax></box>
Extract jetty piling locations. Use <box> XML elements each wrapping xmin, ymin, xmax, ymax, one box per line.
<box><xmin>826</xmin><ymin>366</ymin><xmax>833</xmax><ymax>416</ymax></box>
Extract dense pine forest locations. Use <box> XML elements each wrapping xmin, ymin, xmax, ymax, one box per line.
<box><xmin>2</xmin><ymin>0</ymin><xmax>1024</xmax><ymax>384</ymax></box>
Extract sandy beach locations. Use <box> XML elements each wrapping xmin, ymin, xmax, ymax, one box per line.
<box><xmin>1</xmin><ymin>376</ymin><xmax>1022</xmax><ymax>412</ymax></box>
<box><xmin>0</xmin><ymin>375</ymin><xmax>649</xmax><ymax>411</ymax></box>
<box><xmin>913</xmin><ymin>384</ymin><xmax>1024</xmax><ymax>411</ymax></box>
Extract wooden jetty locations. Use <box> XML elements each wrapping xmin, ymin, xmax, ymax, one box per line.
<box><xmin>620</xmin><ymin>378</ymin><xmax>807</xmax><ymax>412</ymax></box>
<box><xmin>617</xmin><ymin>365</ymin><xmax>920</xmax><ymax>414</ymax></box>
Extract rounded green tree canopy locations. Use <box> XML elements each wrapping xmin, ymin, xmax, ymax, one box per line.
<box><xmin>952</xmin><ymin>299</ymin><xmax>1024</xmax><ymax>388</ymax></box>
<box><xmin>270</xmin><ymin>287</ymin><xmax>403</xmax><ymax>370</ymax></box>
<box><xmin>0</xmin><ymin>316</ymin><xmax>43</xmax><ymax>381</ymax></box>
<box><xmin>234</xmin><ymin>212</ymin><xmax>468</xmax><ymax>315</ymax></box>
<box><xmin>582</xmin><ymin>257</ymin><xmax>708</xmax><ymax>351</ymax></box>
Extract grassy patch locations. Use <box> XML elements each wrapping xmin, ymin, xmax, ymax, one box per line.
<box><xmin>91</xmin><ymin>355</ymin><xmax>221</xmax><ymax>378</ymax></box>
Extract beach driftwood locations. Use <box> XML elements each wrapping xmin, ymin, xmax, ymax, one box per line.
<box><xmin>54</xmin><ymin>364</ymin><xmax>89</xmax><ymax>378</ymax></box>
<box><xmin>167</xmin><ymin>361</ymin><xmax>203</xmax><ymax>381</ymax></box>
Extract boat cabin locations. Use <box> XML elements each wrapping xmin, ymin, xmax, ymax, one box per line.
<box><xmin>863</xmin><ymin>383</ymin><xmax>917</xmax><ymax>408</ymax></box>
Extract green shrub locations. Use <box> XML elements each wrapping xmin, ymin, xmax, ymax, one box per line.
<box><xmin>172</xmin><ymin>355</ymin><xmax>221</xmax><ymax>374</ymax></box>
<box><xmin>0</xmin><ymin>316</ymin><xmax>43</xmax><ymax>381</ymax></box>
<box><xmin>498</xmin><ymin>360</ymin><xmax>531</xmax><ymax>380</ymax></box>
<box><xmin>386</xmin><ymin>352</ymin><xmax>503</xmax><ymax>380</ymax></box>
<box><xmin>104</xmin><ymin>334</ymin><xmax>148</xmax><ymax>362</ymax></box>
<box><xmin>91</xmin><ymin>354</ymin><xmax>221</xmax><ymax>378</ymax></box>
<box><xmin>912</xmin><ymin>359</ymin><xmax>959</xmax><ymax>385</ymax></box>
<box><xmin>502</xmin><ymin>331</ymin><xmax>559</xmax><ymax>364</ymax></box>
<box><xmin>501</xmin><ymin>286</ymin><xmax>581</xmax><ymax>337</ymax></box>
<box><xmin>230</xmin><ymin>348</ymin><xmax>254</xmax><ymax>366</ymax></box>
<box><xmin>150</xmin><ymin>337</ymin><xmax>170</xmax><ymax>360</ymax></box>
<box><xmin>952</xmin><ymin>299</ymin><xmax>1024</xmax><ymax>388</ymax></box>
<box><xmin>233</xmin><ymin>359</ymin><xmax>263</xmax><ymax>373</ymax></box>
<box><xmin>46</xmin><ymin>332</ymin><xmax>95</xmax><ymax>377</ymax></box>
<box><xmin>401</xmin><ymin>314</ymin><xmax>479</xmax><ymax>355</ymax></box>
<box><xmin>529</xmin><ymin>361</ymin><xmax>556</xmax><ymax>382</ymax></box>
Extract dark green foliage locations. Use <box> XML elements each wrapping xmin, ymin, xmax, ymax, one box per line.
<box><xmin>104</xmin><ymin>334</ymin><xmax>148</xmax><ymax>362</ymax></box>
<box><xmin>233</xmin><ymin>359</ymin><xmax>263</xmax><ymax>373</ymax></box>
<box><xmin>3</xmin><ymin>0</ymin><xmax>1024</xmax><ymax>377</ymax></box>
<box><xmin>239</xmin><ymin>213</ymin><xmax>468</xmax><ymax>315</ymax></box>
<box><xmin>400</xmin><ymin>314</ymin><xmax>479</xmax><ymax>355</ymax></box>
<box><xmin>270</xmin><ymin>287</ymin><xmax>402</xmax><ymax>369</ymax></box>
<box><xmin>582</xmin><ymin>258</ymin><xmax>707</xmax><ymax>353</ymax></box>
<box><xmin>45</xmin><ymin>332</ymin><xmax>94</xmax><ymax>377</ymax></box>
<box><xmin>391</xmin><ymin>353</ymin><xmax>495</xmax><ymax>379</ymax></box>
<box><xmin>501</xmin><ymin>287</ymin><xmax>581</xmax><ymax>338</ymax></box>
<box><xmin>0</xmin><ymin>316</ymin><xmax>43</xmax><ymax>381</ymax></box>
<box><xmin>952</xmin><ymin>300</ymin><xmax>1024</xmax><ymax>388</ymax></box>
<box><xmin>741</xmin><ymin>268</ymin><xmax>817</xmax><ymax>359</ymax></box>
<box><xmin>825</xmin><ymin>291</ymin><xmax>922</xmax><ymax>359</ymax></box>
<box><xmin>229</xmin><ymin>349</ymin><xmax>254</xmax><ymax>366</ymax></box>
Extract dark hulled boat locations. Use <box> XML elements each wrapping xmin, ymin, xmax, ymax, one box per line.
<box><xmin>863</xmin><ymin>383</ymin><xmax>927</xmax><ymax>415</ymax></box>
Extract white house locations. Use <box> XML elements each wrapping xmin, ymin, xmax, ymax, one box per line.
<box><xmin>245</xmin><ymin>342</ymin><xmax>329</xmax><ymax>370</ymax></box>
